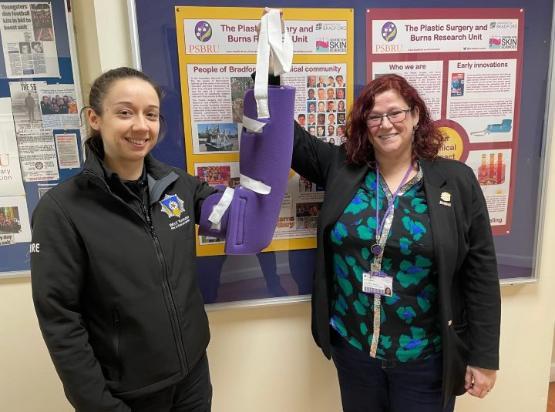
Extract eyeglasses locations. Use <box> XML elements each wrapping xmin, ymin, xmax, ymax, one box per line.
<box><xmin>367</xmin><ymin>108</ymin><xmax>411</xmax><ymax>127</ymax></box>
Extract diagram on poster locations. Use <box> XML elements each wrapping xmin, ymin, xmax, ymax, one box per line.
<box><xmin>367</xmin><ymin>9</ymin><xmax>523</xmax><ymax>235</ymax></box>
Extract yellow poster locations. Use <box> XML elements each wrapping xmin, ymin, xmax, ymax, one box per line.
<box><xmin>175</xmin><ymin>6</ymin><xmax>354</xmax><ymax>256</ymax></box>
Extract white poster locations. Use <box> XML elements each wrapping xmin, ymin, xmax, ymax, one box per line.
<box><xmin>16</xmin><ymin>128</ymin><xmax>59</xmax><ymax>182</ymax></box>
<box><xmin>0</xmin><ymin>98</ymin><xmax>25</xmax><ymax>196</ymax></box>
<box><xmin>0</xmin><ymin>2</ymin><xmax>60</xmax><ymax>78</ymax></box>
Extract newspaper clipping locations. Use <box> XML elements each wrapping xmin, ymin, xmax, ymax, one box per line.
<box><xmin>54</xmin><ymin>132</ymin><xmax>80</xmax><ymax>169</ymax></box>
<box><xmin>38</xmin><ymin>84</ymin><xmax>80</xmax><ymax>129</ymax></box>
<box><xmin>0</xmin><ymin>2</ymin><xmax>60</xmax><ymax>78</ymax></box>
<box><xmin>16</xmin><ymin>128</ymin><xmax>59</xmax><ymax>182</ymax></box>
<box><xmin>8</xmin><ymin>80</ymin><xmax>45</xmax><ymax>130</ymax></box>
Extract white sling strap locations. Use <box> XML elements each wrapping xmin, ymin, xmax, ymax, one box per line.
<box><xmin>208</xmin><ymin>187</ymin><xmax>235</xmax><ymax>230</ymax></box>
<box><xmin>254</xmin><ymin>9</ymin><xmax>293</xmax><ymax>119</ymax></box>
<box><xmin>240</xmin><ymin>174</ymin><xmax>271</xmax><ymax>195</ymax></box>
<box><xmin>242</xmin><ymin>115</ymin><xmax>266</xmax><ymax>133</ymax></box>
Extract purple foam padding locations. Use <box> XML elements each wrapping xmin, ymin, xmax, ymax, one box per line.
<box><xmin>225</xmin><ymin>85</ymin><xmax>295</xmax><ymax>254</ymax></box>
<box><xmin>198</xmin><ymin>185</ymin><xmax>228</xmax><ymax>239</ymax></box>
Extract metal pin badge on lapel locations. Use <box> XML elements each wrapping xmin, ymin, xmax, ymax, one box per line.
<box><xmin>439</xmin><ymin>191</ymin><xmax>452</xmax><ymax>207</ymax></box>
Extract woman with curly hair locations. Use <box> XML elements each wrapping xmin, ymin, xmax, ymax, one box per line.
<box><xmin>290</xmin><ymin>74</ymin><xmax>500</xmax><ymax>411</ymax></box>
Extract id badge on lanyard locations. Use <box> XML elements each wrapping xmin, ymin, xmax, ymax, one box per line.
<box><xmin>363</xmin><ymin>262</ymin><xmax>393</xmax><ymax>297</ymax></box>
<box><xmin>363</xmin><ymin>164</ymin><xmax>412</xmax><ymax>298</ymax></box>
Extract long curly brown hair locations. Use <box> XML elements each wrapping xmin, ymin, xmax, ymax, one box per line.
<box><xmin>344</xmin><ymin>74</ymin><xmax>444</xmax><ymax>165</ymax></box>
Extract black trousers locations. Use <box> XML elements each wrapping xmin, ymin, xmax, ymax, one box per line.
<box><xmin>331</xmin><ymin>330</ymin><xmax>455</xmax><ymax>412</ymax></box>
<box><xmin>125</xmin><ymin>353</ymin><xmax>212</xmax><ymax>412</ymax></box>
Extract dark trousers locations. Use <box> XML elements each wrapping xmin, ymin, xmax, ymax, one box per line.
<box><xmin>330</xmin><ymin>331</ymin><xmax>455</xmax><ymax>412</ymax></box>
<box><xmin>125</xmin><ymin>353</ymin><xmax>212</xmax><ymax>412</ymax></box>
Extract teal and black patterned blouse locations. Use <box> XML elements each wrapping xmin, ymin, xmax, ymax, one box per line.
<box><xmin>329</xmin><ymin>167</ymin><xmax>442</xmax><ymax>362</ymax></box>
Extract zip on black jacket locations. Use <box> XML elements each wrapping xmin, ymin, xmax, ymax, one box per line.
<box><xmin>31</xmin><ymin>149</ymin><xmax>215</xmax><ymax>411</ymax></box>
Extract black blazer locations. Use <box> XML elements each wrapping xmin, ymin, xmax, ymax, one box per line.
<box><xmin>291</xmin><ymin>124</ymin><xmax>501</xmax><ymax>403</ymax></box>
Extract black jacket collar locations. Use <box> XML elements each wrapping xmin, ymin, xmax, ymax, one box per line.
<box><xmin>82</xmin><ymin>146</ymin><xmax>179</xmax><ymax>204</ymax></box>
<box><xmin>83</xmin><ymin>146</ymin><xmax>174</xmax><ymax>181</ymax></box>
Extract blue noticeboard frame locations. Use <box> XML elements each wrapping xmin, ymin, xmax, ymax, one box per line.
<box><xmin>0</xmin><ymin>0</ymin><xmax>83</xmax><ymax>277</ymax></box>
<box><xmin>130</xmin><ymin>0</ymin><xmax>552</xmax><ymax>305</ymax></box>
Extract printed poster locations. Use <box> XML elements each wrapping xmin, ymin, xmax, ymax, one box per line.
<box><xmin>0</xmin><ymin>98</ymin><xmax>25</xmax><ymax>196</ymax></box>
<box><xmin>0</xmin><ymin>97</ymin><xmax>31</xmax><ymax>246</ymax></box>
<box><xmin>176</xmin><ymin>6</ymin><xmax>354</xmax><ymax>255</ymax></box>
<box><xmin>367</xmin><ymin>9</ymin><xmax>523</xmax><ymax>235</ymax></box>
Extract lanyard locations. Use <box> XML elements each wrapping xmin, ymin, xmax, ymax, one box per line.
<box><xmin>370</xmin><ymin>163</ymin><xmax>413</xmax><ymax>258</ymax></box>
<box><xmin>367</xmin><ymin>163</ymin><xmax>413</xmax><ymax>358</ymax></box>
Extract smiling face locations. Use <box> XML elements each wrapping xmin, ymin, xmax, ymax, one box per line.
<box><xmin>87</xmin><ymin>77</ymin><xmax>160</xmax><ymax>172</ymax></box>
<box><xmin>367</xmin><ymin>89</ymin><xmax>419</xmax><ymax>162</ymax></box>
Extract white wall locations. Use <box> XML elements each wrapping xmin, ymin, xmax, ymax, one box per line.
<box><xmin>1</xmin><ymin>1</ymin><xmax>554</xmax><ymax>411</ymax></box>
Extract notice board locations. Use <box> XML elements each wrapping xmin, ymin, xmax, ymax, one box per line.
<box><xmin>0</xmin><ymin>0</ymin><xmax>83</xmax><ymax>277</ymax></box>
<box><xmin>129</xmin><ymin>0</ymin><xmax>552</xmax><ymax>305</ymax></box>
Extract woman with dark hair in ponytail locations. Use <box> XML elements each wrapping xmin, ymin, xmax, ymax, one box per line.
<box><xmin>290</xmin><ymin>73</ymin><xmax>501</xmax><ymax>411</ymax></box>
<box><xmin>31</xmin><ymin>67</ymin><xmax>216</xmax><ymax>411</ymax></box>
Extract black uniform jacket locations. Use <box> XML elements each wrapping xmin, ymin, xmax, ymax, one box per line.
<box><xmin>291</xmin><ymin>124</ymin><xmax>501</xmax><ymax>404</ymax></box>
<box><xmin>31</xmin><ymin>150</ymin><xmax>215</xmax><ymax>411</ymax></box>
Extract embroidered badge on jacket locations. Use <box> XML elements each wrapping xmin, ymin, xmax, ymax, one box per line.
<box><xmin>160</xmin><ymin>194</ymin><xmax>186</xmax><ymax>218</ymax></box>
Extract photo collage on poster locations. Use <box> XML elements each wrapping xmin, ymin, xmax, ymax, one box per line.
<box><xmin>300</xmin><ymin>73</ymin><xmax>347</xmax><ymax>145</ymax></box>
